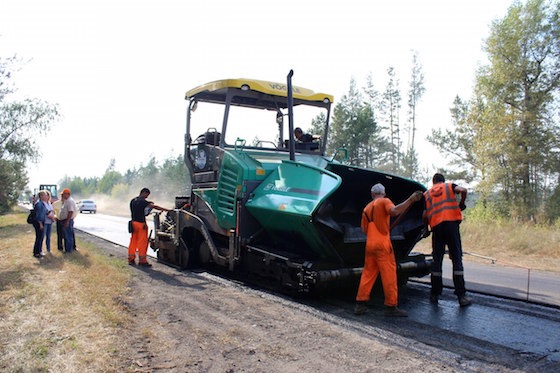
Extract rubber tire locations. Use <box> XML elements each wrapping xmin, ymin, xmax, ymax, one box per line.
<box><xmin>180</xmin><ymin>243</ymin><xmax>190</xmax><ymax>269</ymax></box>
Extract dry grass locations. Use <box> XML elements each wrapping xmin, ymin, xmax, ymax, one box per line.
<box><xmin>0</xmin><ymin>211</ymin><xmax>132</xmax><ymax>372</ymax></box>
<box><xmin>414</xmin><ymin>219</ymin><xmax>560</xmax><ymax>272</ymax></box>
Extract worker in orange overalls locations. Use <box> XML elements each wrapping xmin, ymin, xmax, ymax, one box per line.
<box><xmin>354</xmin><ymin>183</ymin><xmax>423</xmax><ymax>317</ymax></box>
<box><xmin>423</xmin><ymin>173</ymin><xmax>471</xmax><ymax>307</ymax></box>
<box><xmin>128</xmin><ymin>187</ymin><xmax>170</xmax><ymax>267</ymax></box>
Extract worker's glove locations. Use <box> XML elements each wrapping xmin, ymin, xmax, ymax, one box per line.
<box><xmin>459</xmin><ymin>202</ymin><xmax>466</xmax><ymax>211</ymax></box>
<box><xmin>411</xmin><ymin>191</ymin><xmax>424</xmax><ymax>202</ymax></box>
<box><xmin>421</xmin><ymin>227</ymin><xmax>431</xmax><ymax>238</ymax></box>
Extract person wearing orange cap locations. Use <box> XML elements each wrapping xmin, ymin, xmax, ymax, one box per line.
<box><xmin>58</xmin><ymin>188</ymin><xmax>78</xmax><ymax>253</ymax></box>
<box><xmin>128</xmin><ymin>188</ymin><xmax>170</xmax><ymax>267</ymax></box>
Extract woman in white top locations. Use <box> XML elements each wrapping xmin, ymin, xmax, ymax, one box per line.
<box><xmin>42</xmin><ymin>191</ymin><xmax>55</xmax><ymax>253</ymax></box>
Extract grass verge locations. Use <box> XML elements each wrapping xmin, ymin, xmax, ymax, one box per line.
<box><xmin>0</xmin><ymin>212</ymin><xmax>132</xmax><ymax>372</ymax></box>
<box><xmin>414</xmin><ymin>219</ymin><xmax>560</xmax><ymax>272</ymax></box>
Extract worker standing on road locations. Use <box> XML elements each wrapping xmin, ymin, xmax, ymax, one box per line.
<box><xmin>423</xmin><ymin>173</ymin><xmax>472</xmax><ymax>307</ymax></box>
<box><xmin>354</xmin><ymin>183</ymin><xmax>423</xmax><ymax>317</ymax></box>
<box><xmin>128</xmin><ymin>188</ymin><xmax>170</xmax><ymax>267</ymax></box>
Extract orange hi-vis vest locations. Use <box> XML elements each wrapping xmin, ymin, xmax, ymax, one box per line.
<box><xmin>424</xmin><ymin>182</ymin><xmax>462</xmax><ymax>228</ymax></box>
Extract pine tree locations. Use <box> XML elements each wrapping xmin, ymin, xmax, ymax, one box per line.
<box><xmin>404</xmin><ymin>51</ymin><xmax>425</xmax><ymax>179</ymax></box>
<box><xmin>381</xmin><ymin>67</ymin><xmax>402</xmax><ymax>173</ymax></box>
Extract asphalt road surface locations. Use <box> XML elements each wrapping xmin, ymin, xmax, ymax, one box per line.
<box><xmin>73</xmin><ymin>212</ymin><xmax>560</xmax><ymax>365</ymax></box>
<box><xmin>73</xmin><ymin>212</ymin><xmax>560</xmax><ymax>307</ymax></box>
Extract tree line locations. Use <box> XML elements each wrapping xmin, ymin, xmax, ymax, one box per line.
<box><xmin>320</xmin><ymin>0</ymin><xmax>560</xmax><ymax>223</ymax></box>
<box><xmin>321</xmin><ymin>51</ymin><xmax>425</xmax><ymax>179</ymax></box>
<box><xmin>2</xmin><ymin>0</ymin><xmax>559</xmax><ymax>223</ymax></box>
<box><xmin>41</xmin><ymin>156</ymin><xmax>188</xmax><ymax>204</ymax></box>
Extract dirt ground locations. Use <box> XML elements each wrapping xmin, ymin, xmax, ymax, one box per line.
<box><xmin>77</xmin><ymin>233</ymin><xmax>520</xmax><ymax>373</ymax></box>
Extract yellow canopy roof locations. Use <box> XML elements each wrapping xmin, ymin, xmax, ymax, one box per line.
<box><xmin>185</xmin><ymin>78</ymin><xmax>333</xmax><ymax>106</ymax></box>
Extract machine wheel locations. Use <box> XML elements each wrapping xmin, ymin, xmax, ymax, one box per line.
<box><xmin>180</xmin><ymin>246</ymin><xmax>190</xmax><ymax>269</ymax></box>
<box><xmin>179</xmin><ymin>239</ymin><xmax>192</xmax><ymax>269</ymax></box>
<box><xmin>198</xmin><ymin>241</ymin><xmax>211</xmax><ymax>264</ymax></box>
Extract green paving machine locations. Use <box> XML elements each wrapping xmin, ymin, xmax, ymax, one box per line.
<box><xmin>151</xmin><ymin>72</ymin><xmax>431</xmax><ymax>293</ymax></box>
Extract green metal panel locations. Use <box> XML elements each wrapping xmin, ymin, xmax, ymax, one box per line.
<box><xmin>214</xmin><ymin>149</ymin><xmax>275</xmax><ymax>228</ymax></box>
<box><xmin>245</xmin><ymin>160</ymin><xmax>341</xmax><ymax>258</ymax></box>
<box><xmin>205</xmin><ymin>147</ymin><xmax>341</xmax><ymax>259</ymax></box>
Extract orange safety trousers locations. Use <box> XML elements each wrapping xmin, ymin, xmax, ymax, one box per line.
<box><xmin>128</xmin><ymin>221</ymin><xmax>149</xmax><ymax>264</ymax></box>
<box><xmin>356</xmin><ymin>245</ymin><xmax>398</xmax><ymax>307</ymax></box>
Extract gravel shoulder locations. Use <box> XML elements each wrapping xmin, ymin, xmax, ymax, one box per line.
<box><xmin>78</xmin><ymin>232</ymin><xmax>525</xmax><ymax>372</ymax></box>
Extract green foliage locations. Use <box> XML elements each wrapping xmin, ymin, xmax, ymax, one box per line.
<box><xmin>381</xmin><ymin>67</ymin><xmax>403</xmax><ymax>173</ymax></box>
<box><xmin>58</xmin><ymin>175</ymin><xmax>97</xmax><ymax>198</ymax></box>
<box><xmin>160</xmin><ymin>154</ymin><xmax>189</xmax><ymax>191</ymax></box>
<box><xmin>329</xmin><ymin>58</ymin><xmax>427</xmax><ymax>178</ymax></box>
<box><xmin>328</xmin><ymin>78</ymin><xmax>388</xmax><ymax>169</ymax></box>
<box><xmin>110</xmin><ymin>183</ymin><xmax>130</xmax><ymax>200</ymax></box>
<box><xmin>98</xmin><ymin>170</ymin><xmax>122</xmax><ymax>194</ymax></box>
<box><xmin>465</xmin><ymin>198</ymin><xmax>511</xmax><ymax>224</ymax></box>
<box><xmin>59</xmin><ymin>153</ymin><xmax>188</xmax><ymax>203</ymax></box>
<box><xmin>406</xmin><ymin>50</ymin><xmax>426</xmax><ymax>153</ymax></box>
<box><xmin>427</xmin><ymin>96</ymin><xmax>479</xmax><ymax>183</ymax></box>
<box><xmin>429</xmin><ymin>0</ymin><xmax>560</xmax><ymax>222</ymax></box>
<box><xmin>401</xmin><ymin>148</ymin><xmax>420</xmax><ymax>180</ymax></box>
<box><xmin>545</xmin><ymin>184</ymin><xmax>560</xmax><ymax>222</ymax></box>
<box><xmin>476</xmin><ymin>0</ymin><xmax>560</xmax><ymax>221</ymax></box>
<box><xmin>138</xmin><ymin>156</ymin><xmax>159</xmax><ymax>179</ymax></box>
<box><xmin>122</xmin><ymin>168</ymin><xmax>138</xmax><ymax>185</ymax></box>
<box><xmin>403</xmin><ymin>51</ymin><xmax>425</xmax><ymax>179</ymax></box>
<box><xmin>97</xmin><ymin>159</ymin><xmax>122</xmax><ymax>194</ymax></box>
<box><xmin>0</xmin><ymin>159</ymin><xmax>26</xmax><ymax>211</ymax></box>
<box><xmin>309</xmin><ymin>112</ymin><xmax>326</xmax><ymax>141</ymax></box>
<box><xmin>328</xmin><ymin>78</ymin><xmax>361</xmax><ymax>159</ymax></box>
<box><xmin>0</xmin><ymin>55</ymin><xmax>59</xmax><ymax>212</ymax></box>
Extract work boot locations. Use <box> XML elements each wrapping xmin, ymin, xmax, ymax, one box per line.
<box><xmin>139</xmin><ymin>262</ymin><xmax>152</xmax><ymax>268</ymax></box>
<box><xmin>354</xmin><ymin>302</ymin><xmax>367</xmax><ymax>315</ymax></box>
<box><xmin>429</xmin><ymin>294</ymin><xmax>439</xmax><ymax>304</ymax></box>
<box><xmin>384</xmin><ymin>306</ymin><xmax>408</xmax><ymax>317</ymax></box>
<box><xmin>458</xmin><ymin>295</ymin><xmax>472</xmax><ymax>307</ymax></box>
<box><xmin>128</xmin><ymin>261</ymin><xmax>136</xmax><ymax>266</ymax></box>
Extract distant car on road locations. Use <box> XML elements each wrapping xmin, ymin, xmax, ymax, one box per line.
<box><xmin>77</xmin><ymin>200</ymin><xmax>97</xmax><ymax>214</ymax></box>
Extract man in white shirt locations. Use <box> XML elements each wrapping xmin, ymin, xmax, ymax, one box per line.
<box><xmin>59</xmin><ymin>188</ymin><xmax>78</xmax><ymax>253</ymax></box>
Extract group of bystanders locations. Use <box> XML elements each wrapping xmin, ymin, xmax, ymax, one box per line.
<box><xmin>32</xmin><ymin>188</ymin><xmax>77</xmax><ymax>258</ymax></box>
